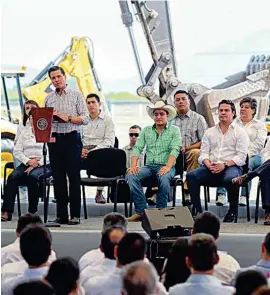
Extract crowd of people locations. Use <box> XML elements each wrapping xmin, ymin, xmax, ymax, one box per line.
<box><xmin>1</xmin><ymin>65</ymin><xmax>270</xmax><ymax>225</ymax></box>
<box><xmin>1</xmin><ymin>212</ymin><xmax>270</xmax><ymax>295</ymax></box>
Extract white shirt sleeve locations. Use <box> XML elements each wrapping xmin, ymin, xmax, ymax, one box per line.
<box><xmin>13</xmin><ymin>134</ymin><xmax>30</xmax><ymax>165</ymax></box>
<box><xmin>232</xmin><ymin>128</ymin><xmax>250</xmax><ymax>166</ymax></box>
<box><xmin>198</xmin><ymin>130</ymin><xmax>210</xmax><ymax>164</ymax></box>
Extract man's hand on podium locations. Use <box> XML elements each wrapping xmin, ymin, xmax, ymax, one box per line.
<box><xmin>53</xmin><ymin>110</ymin><xmax>69</xmax><ymax>123</ymax></box>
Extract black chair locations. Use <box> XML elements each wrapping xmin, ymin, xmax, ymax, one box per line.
<box><xmin>81</xmin><ymin>148</ymin><xmax>127</xmax><ymax>219</ymax></box>
<box><xmin>255</xmin><ymin>180</ymin><xmax>261</xmax><ymax>224</ymax></box>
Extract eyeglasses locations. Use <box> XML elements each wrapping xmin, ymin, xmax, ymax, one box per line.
<box><xmin>129</xmin><ymin>133</ymin><xmax>139</xmax><ymax>137</ymax></box>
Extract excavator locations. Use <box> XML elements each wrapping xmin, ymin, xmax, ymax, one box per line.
<box><xmin>119</xmin><ymin>1</ymin><xmax>270</xmax><ymax>129</ymax></box>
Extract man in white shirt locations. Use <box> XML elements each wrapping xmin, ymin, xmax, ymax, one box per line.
<box><xmin>79</xmin><ymin>212</ymin><xmax>127</xmax><ymax>271</ymax></box>
<box><xmin>192</xmin><ymin>211</ymin><xmax>240</xmax><ymax>284</ymax></box>
<box><xmin>84</xmin><ymin>233</ymin><xmax>167</xmax><ymax>295</ymax></box>
<box><xmin>169</xmin><ymin>234</ymin><xmax>234</xmax><ymax>295</ymax></box>
<box><xmin>1</xmin><ymin>224</ymin><xmax>52</xmax><ymax>295</ymax></box>
<box><xmin>80</xmin><ymin>226</ymin><xmax>126</xmax><ymax>286</ymax></box>
<box><xmin>81</xmin><ymin>93</ymin><xmax>115</xmax><ymax>204</ymax></box>
<box><xmin>186</xmin><ymin>99</ymin><xmax>249</xmax><ymax>222</ymax></box>
<box><xmin>2</xmin><ymin>213</ymin><xmax>56</xmax><ymax>267</ymax></box>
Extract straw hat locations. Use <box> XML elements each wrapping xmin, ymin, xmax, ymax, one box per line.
<box><xmin>146</xmin><ymin>100</ymin><xmax>177</xmax><ymax>121</ymax></box>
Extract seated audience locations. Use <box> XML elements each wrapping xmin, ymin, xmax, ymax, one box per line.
<box><xmin>186</xmin><ymin>100</ymin><xmax>249</xmax><ymax>222</ymax></box>
<box><xmin>45</xmin><ymin>257</ymin><xmax>83</xmax><ymax>295</ymax></box>
<box><xmin>234</xmin><ymin>270</ymin><xmax>267</xmax><ymax>295</ymax></box>
<box><xmin>80</xmin><ymin>226</ymin><xmax>126</xmax><ymax>286</ymax></box>
<box><xmin>161</xmin><ymin>237</ymin><xmax>190</xmax><ymax>290</ymax></box>
<box><xmin>1</xmin><ymin>113</ymin><xmax>52</xmax><ymax>221</ymax></box>
<box><xmin>169</xmin><ymin>233</ymin><xmax>235</xmax><ymax>295</ymax></box>
<box><xmin>79</xmin><ymin>212</ymin><xmax>127</xmax><ymax>271</ymax></box>
<box><xmin>122</xmin><ymin>261</ymin><xmax>165</xmax><ymax>295</ymax></box>
<box><xmin>13</xmin><ymin>281</ymin><xmax>55</xmax><ymax>295</ymax></box>
<box><xmin>2</xmin><ymin>224</ymin><xmax>52</xmax><ymax>295</ymax></box>
<box><xmin>216</xmin><ymin>97</ymin><xmax>267</xmax><ymax>206</ymax></box>
<box><xmin>192</xmin><ymin>211</ymin><xmax>240</xmax><ymax>284</ymax></box>
<box><xmin>231</xmin><ymin>232</ymin><xmax>270</xmax><ymax>285</ymax></box>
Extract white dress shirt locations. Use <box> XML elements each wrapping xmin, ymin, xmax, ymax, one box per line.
<box><xmin>261</xmin><ymin>138</ymin><xmax>270</xmax><ymax>164</ymax></box>
<box><xmin>235</xmin><ymin>118</ymin><xmax>267</xmax><ymax>157</ymax></box>
<box><xmin>1</xmin><ymin>266</ymin><xmax>49</xmax><ymax>295</ymax></box>
<box><xmin>199</xmin><ymin>122</ymin><xmax>249</xmax><ymax>166</ymax></box>
<box><xmin>13</xmin><ymin>126</ymin><xmax>50</xmax><ymax>166</ymax></box>
<box><xmin>81</xmin><ymin>111</ymin><xmax>115</xmax><ymax>149</ymax></box>
<box><xmin>79</xmin><ymin>248</ymin><xmax>104</xmax><ymax>272</ymax></box>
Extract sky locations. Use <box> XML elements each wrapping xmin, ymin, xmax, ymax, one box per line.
<box><xmin>1</xmin><ymin>0</ymin><xmax>270</xmax><ymax>92</ymax></box>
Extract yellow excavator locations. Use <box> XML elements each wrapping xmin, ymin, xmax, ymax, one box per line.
<box><xmin>1</xmin><ymin>36</ymin><xmax>107</xmax><ymax>177</ymax></box>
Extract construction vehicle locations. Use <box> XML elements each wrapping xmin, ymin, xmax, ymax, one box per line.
<box><xmin>119</xmin><ymin>1</ymin><xmax>270</xmax><ymax>128</ymax></box>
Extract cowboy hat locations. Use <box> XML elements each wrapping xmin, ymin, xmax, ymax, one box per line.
<box><xmin>146</xmin><ymin>100</ymin><xmax>177</xmax><ymax>121</ymax></box>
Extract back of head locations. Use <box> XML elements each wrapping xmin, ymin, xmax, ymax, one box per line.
<box><xmin>20</xmin><ymin>224</ymin><xmax>52</xmax><ymax>267</ymax></box>
<box><xmin>252</xmin><ymin>286</ymin><xmax>270</xmax><ymax>295</ymax></box>
<box><xmin>188</xmin><ymin>233</ymin><xmax>218</xmax><ymax>272</ymax></box>
<box><xmin>122</xmin><ymin>261</ymin><xmax>158</xmax><ymax>295</ymax></box>
<box><xmin>193</xmin><ymin>212</ymin><xmax>220</xmax><ymax>240</ymax></box>
<box><xmin>16</xmin><ymin>213</ymin><xmax>43</xmax><ymax>235</ymax></box>
<box><xmin>263</xmin><ymin>232</ymin><xmax>270</xmax><ymax>255</ymax></box>
<box><xmin>45</xmin><ymin>257</ymin><xmax>79</xmax><ymax>295</ymax></box>
<box><xmin>117</xmin><ymin>233</ymin><xmax>146</xmax><ymax>266</ymax></box>
<box><xmin>101</xmin><ymin>226</ymin><xmax>126</xmax><ymax>259</ymax></box>
<box><xmin>235</xmin><ymin>270</ymin><xmax>267</xmax><ymax>295</ymax></box>
<box><xmin>102</xmin><ymin>212</ymin><xmax>127</xmax><ymax>232</ymax></box>
<box><xmin>13</xmin><ymin>281</ymin><xmax>55</xmax><ymax>295</ymax></box>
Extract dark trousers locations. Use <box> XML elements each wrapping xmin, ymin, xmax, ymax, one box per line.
<box><xmin>2</xmin><ymin>164</ymin><xmax>52</xmax><ymax>214</ymax></box>
<box><xmin>48</xmin><ymin>131</ymin><xmax>82</xmax><ymax>219</ymax></box>
<box><xmin>186</xmin><ymin>166</ymin><xmax>242</xmax><ymax>213</ymax></box>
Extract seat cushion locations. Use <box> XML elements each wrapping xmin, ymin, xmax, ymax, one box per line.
<box><xmin>81</xmin><ymin>176</ymin><xmax>121</xmax><ymax>187</ymax></box>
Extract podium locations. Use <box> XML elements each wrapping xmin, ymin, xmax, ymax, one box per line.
<box><xmin>31</xmin><ymin>107</ymin><xmax>60</xmax><ymax>227</ymax></box>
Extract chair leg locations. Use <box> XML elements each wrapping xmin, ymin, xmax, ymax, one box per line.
<box><xmin>124</xmin><ymin>202</ymin><xmax>128</xmax><ymax>218</ymax></box>
<box><xmin>16</xmin><ymin>189</ymin><xmax>21</xmax><ymax>217</ymax></box>
<box><xmin>82</xmin><ymin>185</ymin><xmax>88</xmax><ymax>220</ymax></box>
<box><xmin>255</xmin><ymin>182</ymin><xmax>261</xmax><ymax>224</ymax></box>
<box><xmin>207</xmin><ymin>186</ymin><xmax>210</xmax><ymax>203</ymax></box>
<box><xmin>107</xmin><ymin>186</ymin><xmax>111</xmax><ymax>203</ymax></box>
<box><xmin>246</xmin><ymin>185</ymin><xmax>250</xmax><ymax>222</ymax></box>
<box><xmin>44</xmin><ymin>183</ymin><xmax>48</xmax><ymax>223</ymax></box>
<box><xmin>234</xmin><ymin>189</ymin><xmax>239</xmax><ymax>223</ymax></box>
<box><xmin>172</xmin><ymin>184</ymin><xmax>177</xmax><ymax>207</ymax></box>
<box><xmin>129</xmin><ymin>196</ymin><xmax>133</xmax><ymax>217</ymax></box>
<box><xmin>181</xmin><ymin>181</ymin><xmax>185</xmax><ymax>206</ymax></box>
<box><xmin>113</xmin><ymin>182</ymin><xmax>119</xmax><ymax>212</ymax></box>
<box><xmin>203</xmin><ymin>186</ymin><xmax>208</xmax><ymax>211</ymax></box>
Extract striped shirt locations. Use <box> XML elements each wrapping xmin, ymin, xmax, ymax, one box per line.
<box><xmin>44</xmin><ymin>87</ymin><xmax>89</xmax><ymax>133</ymax></box>
<box><xmin>171</xmin><ymin>109</ymin><xmax>208</xmax><ymax>147</ymax></box>
<box><xmin>132</xmin><ymin>123</ymin><xmax>181</xmax><ymax>165</ymax></box>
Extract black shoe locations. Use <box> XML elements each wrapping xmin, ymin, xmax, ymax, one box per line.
<box><xmin>49</xmin><ymin>217</ymin><xmax>69</xmax><ymax>224</ymax></box>
<box><xmin>223</xmin><ymin>210</ymin><xmax>236</xmax><ymax>223</ymax></box>
<box><xmin>68</xmin><ymin>217</ymin><xmax>80</xmax><ymax>225</ymax></box>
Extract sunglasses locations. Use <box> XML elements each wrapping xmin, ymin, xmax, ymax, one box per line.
<box><xmin>129</xmin><ymin>133</ymin><xmax>139</xmax><ymax>137</ymax></box>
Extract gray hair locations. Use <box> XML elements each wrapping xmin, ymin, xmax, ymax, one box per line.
<box><xmin>102</xmin><ymin>212</ymin><xmax>127</xmax><ymax>233</ymax></box>
<box><xmin>122</xmin><ymin>261</ymin><xmax>158</xmax><ymax>295</ymax></box>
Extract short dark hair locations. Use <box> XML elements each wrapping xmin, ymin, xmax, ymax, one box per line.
<box><xmin>13</xmin><ymin>281</ymin><xmax>55</xmax><ymax>295</ymax></box>
<box><xmin>45</xmin><ymin>258</ymin><xmax>79</xmax><ymax>295</ymax></box>
<box><xmin>188</xmin><ymin>233</ymin><xmax>218</xmax><ymax>272</ymax></box>
<box><xmin>86</xmin><ymin>93</ymin><xmax>100</xmax><ymax>103</ymax></box>
<box><xmin>20</xmin><ymin>224</ymin><xmax>52</xmax><ymax>266</ymax></box>
<box><xmin>174</xmin><ymin>90</ymin><xmax>189</xmax><ymax>98</ymax></box>
<box><xmin>235</xmin><ymin>270</ymin><xmax>267</xmax><ymax>295</ymax></box>
<box><xmin>102</xmin><ymin>212</ymin><xmax>127</xmax><ymax>232</ymax></box>
<box><xmin>48</xmin><ymin>66</ymin><xmax>65</xmax><ymax>79</ymax></box>
<box><xmin>16</xmin><ymin>213</ymin><xmax>43</xmax><ymax>234</ymax></box>
<box><xmin>193</xmin><ymin>212</ymin><xmax>220</xmax><ymax>240</ymax></box>
<box><xmin>101</xmin><ymin>226</ymin><xmax>126</xmax><ymax>259</ymax></box>
<box><xmin>117</xmin><ymin>233</ymin><xmax>146</xmax><ymax>266</ymax></box>
<box><xmin>129</xmin><ymin>125</ymin><xmax>142</xmax><ymax>131</ymax></box>
<box><xmin>218</xmin><ymin>99</ymin><xmax>237</xmax><ymax>119</ymax></box>
<box><xmin>240</xmin><ymin>97</ymin><xmax>258</xmax><ymax>117</ymax></box>
<box><xmin>22</xmin><ymin>100</ymin><xmax>40</xmax><ymax>126</ymax></box>
<box><xmin>263</xmin><ymin>232</ymin><xmax>270</xmax><ymax>254</ymax></box>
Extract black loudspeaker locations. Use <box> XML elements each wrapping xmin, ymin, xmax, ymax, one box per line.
<box><xmin>142</xmin><ymin>207</ymin><xmax>194</xmax><ymax>239</ymax></box>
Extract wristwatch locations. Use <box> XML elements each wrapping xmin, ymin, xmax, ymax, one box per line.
<box><xmin>68</xmin><ymin>116</ymin><xmax>72</xmax><ymax>123</ymax></box>
<box><xmin>224</xmin><ymin>163</ymin><xmax>228</xmax><ymax>169</ymax></box>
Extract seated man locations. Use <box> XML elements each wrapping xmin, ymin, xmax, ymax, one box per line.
<box><xmin>81</xmin><ymin>93</ymin><xmax>115</xmax><ymax>204</ymax></box>
<box><xmin>233</xmin><ymin>139</ymin><xmax>270</xmax><ymax>225</ymax></box>
<box><xmin>186</xmin><ymin>100</ymin><xmax>249</xmax><ymax>222</ymax></box>
<box><xmin>126</xmin><ymin>101</ymin><xmax>180</xmax><ymax>222</ymax></box>
<box><xmin>171</xmin><ymin>90</ymin><xmax>208</xmax><ymax>203</ymax></box>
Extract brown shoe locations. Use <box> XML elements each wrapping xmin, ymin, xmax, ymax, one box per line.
<box><xmin>95</xmin><ymin>193</ymin><xmax>106</xmax><ymax>204</ymax></box>
<box><xmin>232</xmin><ymin>174</ymin><xmax>249</xmax><ymax>185</ymax></box>
<box><xmin>264</xmin><ymin>214</ymin><xmax>270</xmax><ymax>226</ymax></box>
<box><xmin>128</xmin><ymin>213</ymin><xmax>143</xmax><ymax>222</ymax></box>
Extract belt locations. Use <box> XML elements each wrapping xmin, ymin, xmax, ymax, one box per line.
<box><xmin>52</xmin><ymin>131</ymin><xmax>78</xmax><ymax>137</ymax></box>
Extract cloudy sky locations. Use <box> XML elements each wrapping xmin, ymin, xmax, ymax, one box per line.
<box><xmin>2</xmin><ymin>0</ymin><xmax>270</xmax><ymax>92</ymax></box>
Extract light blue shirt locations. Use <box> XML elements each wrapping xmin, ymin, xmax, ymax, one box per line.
<box><xmin>169</xmin><ymin>274</ymin><xmax>234</xmax><ymax>295</ymax></box>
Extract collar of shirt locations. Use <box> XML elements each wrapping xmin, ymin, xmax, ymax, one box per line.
<box><xmin>187</xmin><ymin>274</ymin><xmax>223</xmax><ymax>285</ymax></box>
<box><xmin>235</xmin><ymin>117</ymin><xmax>258</xmax><ymax>127</ymax></box>
<box><xmin>54</xmin><ymin>86</ymin><xmax>70</xmax><ymax>96</ymax></box>
<box><xmin>90</xmin><ymin>110</ymin><xmax>105</xmax><ymax>121</ymax></box>
<box><xmin>151</xmin><ymin>122</ymin><xmax>169</xmax><ymax>130</ymax></box>
<box><xmin>178</xmin><ymin>109</ymin><xmax>191</xmax><ymax>119</ymax></box>
<box><xmin>256</xmin><ymin>260</ymin><xmax>270</xmax><ymax>269</ymax></box>
<box><xmin>216</xmin><ymin>121</ymin><xmax>236</xmax><ymax>132</ymax></box>
<box><xmin>24</xmin><ymin>266</ymin><xmax>49</xmax><ymax>278</ymax></box>
<box><xmin>125</xmin><ymin>144</ymin><xmax>134</xmax><ymax>150</ymax></box>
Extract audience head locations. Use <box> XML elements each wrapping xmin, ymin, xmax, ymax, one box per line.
<box><xmin>20</xmin><ymin>224</ymin><xmax>52</xmax><ymax>267</ymax></box>
<box><xmin>261</xmin><ymin>232</ymin><xmax>270</xmax><ymax>259</ymax></box>
<box><xmin>252</xmin><ymin>286</ymin><xmax>270</xmax><ymax>295</ymax></box>
<box><xmin>187</xmin><ymin>233</ymin><xmax>219</xmax><ymax>273</ymax></box>
<box><xmin>45</xmin><ymin>257</ymin><xmax>80</xmax><ymax>295</ymax></box>
<box><xmin>218</xmin><ymin>99</ymin><xmax>237</xmax><ymax>122</ymax></box>
<box><xmin>13</xmin><ymin>281</ymin><xmax>55</xmax><ymax>295</ymax></box>
<box><xmin>122</xmin><ymin>261</ymin><xmax>158</xmax><ymax>295</ymax></box>
<box><xmin>240</xmin><ymin>97</ymin><xmax>257</xmax><ymax>120</ymax></box>
<box><xmin>102</xmin><ymin>212</ymin><xmax>127</xmax><ymax>233</ymax></box>
<box><xmin>192</xmin><ymin>211</ymin><xmax>220</xmax><ymax>240</ymax></box>
<box><xmin>235</xmin><ymin>270</ymin><xmax>267</xmax><ymax>295</ymax></box>
<box><xmin>23</xmin><ymin>100</ymin><xmax>39</xmax><ymax>126</ymax></box>
<box><xmin>162</xmin><ymin>237</ymin><xmax>190</xmax><ymax>291</ymax></box>
<box><xmin>174</xmin><ymin>89</ymin><xmax>190</xmax><ymax>114</ymax></box>
<box><xmin>129</xmin><ymin>125</ymin><xmax>142</xmax><ymax>146</ymax></box>
<box><xmin>116</xmin><ymin>233</ymin><xmax>146</xmax><ymax>266</ymax></box>
<box><xmin>86</xmin><ymin>93</ymin><xmax>101</xmax><ymax>114</ymax></box>
<box><xmin>16</xmin><ymin>213</ymin><xmax>43</xmax><ymax>237</ymax></box>
<box><xmin>100</xmin><ymin>226</ymin><xmax>126</xmax><ymax>259</ymax></box>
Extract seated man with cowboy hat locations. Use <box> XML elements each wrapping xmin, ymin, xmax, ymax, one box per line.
<box><xmin>126</xmin><ymin>101</ymin><xmax>181</xmax><ymax>222</ymax></box>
